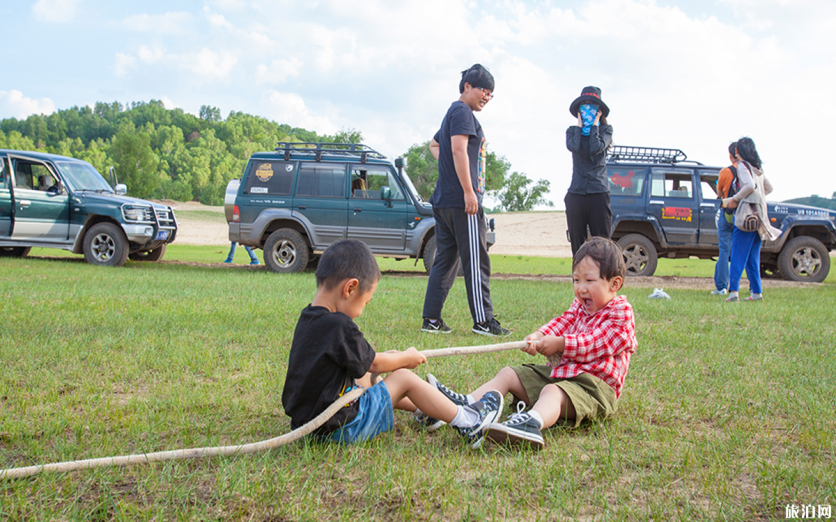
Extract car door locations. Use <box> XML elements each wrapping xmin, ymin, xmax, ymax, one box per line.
<box><xmin>0</xmin><ymin>155</ymin><xmax>11</xmax><ymax>236</ymax></box>
<box><xmin>9</xmin><ymin>156</ymin><xmax>70</xmax><ymax>242</ymax></box>
<box><xmin>697</xmin><ymin>170</ymin><xmax>722</xmax><ymax>246</ymax></box>
<box><xmin>291</xmin><ymin>161</ymin><xmax>348</xmax><ymax>248</ymax></box>
<box><xmin>347</xmin><ymin>164</ymin><xmax>407</xmax><ymax>251</ymax></box>
<box><xmin>646</xmin><ymin>168</ymin><xmax>698</xmax><ymax>245</ymax></box>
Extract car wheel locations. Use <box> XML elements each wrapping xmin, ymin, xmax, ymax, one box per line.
<box><xmin>0</xmin><ymin>246</ymin><xmax>31</xmax><ymax>258</ymax></box>
<box><xmin>264</xmin><ymin>229</ymin><xmax>309</xmax><ymax>273</ymax></box>
<box><xmin>128</xmin><ymin>244</ymin><xmax>167</xmax><ymax>262</ymax></box>
<box><xmin>778</xmin><ymin>236</ymin><xmax>830</xmax><ymax>283</ymax></box>
<box><xmin>422</xmin><ymin>235</ymin><xmax>463</xmax><ymax>276</ymax></box>
<box><xmin>83</xmin><ymin>222</ymin><xmax>129</xmax><ymax>267</ymax></box>
<box><xmin>618</xmin><ymin>234</ymin><xmax>658</xmax><ymax>276</ymax></box>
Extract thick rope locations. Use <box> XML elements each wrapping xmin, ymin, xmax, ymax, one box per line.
<box><xmin>0</xmin><ymin>340</ymin><xmax>527</xmax><ymax>480</ymax></box>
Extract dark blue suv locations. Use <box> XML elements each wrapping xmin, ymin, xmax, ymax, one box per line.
<box><xmin>605</xmin><ymin>146</ymin><xmax>836</xmax><ymax>283</ymax></box>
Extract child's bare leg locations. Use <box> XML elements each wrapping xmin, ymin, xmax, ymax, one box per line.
<box><xmin>359</xmin><ymin>372</ymin><xmax>417</xmax><ymax>410</ymax></box>
<box><xmin>531</xmin><ymin>384</ymin><xmax>575</xmax><ymax>428</ymax></box>
<box><xmin>471</xmin><ymin>367</ymin><xmax>530</xmax><ymax>404</ymax></box>
<box><xmin>383</xmin><ymin>369</ymin><xmax>458</xmax><ymax>422</ymax></box>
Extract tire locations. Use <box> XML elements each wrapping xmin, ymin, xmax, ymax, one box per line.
<box><xmin>777</xmin><ymin>236</ymin><xmax>830</xmax><ymax>283</ymax></box>
<box><xmin>0</xmin><ymin>246</ymin><xmax>31</xmax><ymax>258</ymax></box>
<box><xmin>618</xmin><ymin>234</ymin><xmax>658</xmax><ymax>277</ymax></box>
<box><xmin>422</xmin><ymin>235</ymin><xmax>463</xmax><ymax>276</ymax></box>
<box><xmin>83</xmin><ymin>222</ymin><xmax>129</xmax><ymax>267</ymax></box>
<box><xmin>264</xmin><ymin>229</ymin><xmax>309</xmax><ymax>273</ymax></box>
<box><xmin>128</xmin><ymin>244</ymin><xmax>167</xmax><ymax>262</ymax></box>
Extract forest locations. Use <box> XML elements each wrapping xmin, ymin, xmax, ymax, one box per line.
<box><xmin>0</xmin><ymin>100</ymin><xmax>551</xmax><ymax>210</ymax></box>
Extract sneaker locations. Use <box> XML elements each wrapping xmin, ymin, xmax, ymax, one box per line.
<box><xmin>426</xmin><ymin>374</ymin><xmax>471</xmax><ymax>406</ymax></box>
<box><xmin>413</xmin><ymin>411</ymin><xmax>446</xmax><ymax>432</ymax></box>
<box><xmin>421</xmin><ymin>318</ymin><xmax>452</xmax><ymax>334</ymax></box>
<box><xmin>710</xmin><ymin>288</ymin><xmax>728</xmax><ymax>296</ymax></box>
<box><xmin>745</xmin><ymin>295</ymin><xmax>764</xmax><ymax>301</ymax></box>
<box><xmin>486</xmin><ymin>412</ymin><xmax>545</xmax><ymax>449</ymax></box>
<box><xmin>250</xmin><ymin>260</ymin><xmax>260</xmax><ymax>265</ymax></box>
<box><xmin>472</xmin><ymin>317</ymin><xmax>511</xmax><ymax>337</ymax></box>
<box><xmin>725</xmin><ymin>295</ymin><xmax>739</xmax><ymax>302</ymax></box>
<box><xmin>456</xmin><ymin>390</ymin><xmax>503</xmax><ymax>449</ymax></box>
<box><xmin>223</xmin><ymin>258</ymin><xmax>233</xmax><ymax>264</ymax></box>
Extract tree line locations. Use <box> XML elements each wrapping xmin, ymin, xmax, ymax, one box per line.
<box><xmin>0</xmin><ymin>100</ymin><xmax>552</xmax><ymax>210</ymax></box>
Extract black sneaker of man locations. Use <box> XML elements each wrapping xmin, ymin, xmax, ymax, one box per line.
<box><xmin>485</xmin><ymin>412</ymin><xmax>545</xmax><ymax>450</ymax></box>
<box><xmin>421</xmin><ymin>318</ymin><xmax>452</xmax><ymax>334</ymax></box>
<box><xmin>413</xmin><ymin>411</ymin><xmax>446</xmax><ymax>432</ymax></box>
<box><xmin>472</xmin><ymin>317</ymin><xmax>511</xmax><ymax>337</ymax></box>
<box><xmin>455</xmin><ymin>390</ymin><xmax>504</xmax><ymax>449</ymax></box>
<box><xmin>427</xmin><ymin>373</ymin><xmax>471</xmax><ymax>407</ymax></box>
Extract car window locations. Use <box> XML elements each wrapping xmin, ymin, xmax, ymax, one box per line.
<box><xmin>0</xmin><ymin>157</ymin><xmax>7</xmax><ymax>190</ymax></box>
<box><xmin>351</xmin><ymin>166</ymin><xmax>404</xmax><ymax>200</ymax></box>
<box><xmin>296</xmin><ymin>163</ymin><xmax>346</xmax><ymax>198</ymax></box>
<box><xmin>650</xmin><ymin>170</ymin><xmax>693</xmax><ymax>199</ymax></box>
<box><xmin>13</xmin><ymin>161</ymin><xmax>56</xmax><ymax>191</ymax></box>
<box><xmin>245</xmin><ymin>160</ymin><xmax>294</xmax><ymax>195</ymax></box>
<box><xmin>608</xmin><ymin>167</ymin><xmax>645</xmax><ymax>196</ymax></box>
<box><xmin>700</xmin><ymin>173</ymin><xmax>719</xmax><ymax>200</ymax></box>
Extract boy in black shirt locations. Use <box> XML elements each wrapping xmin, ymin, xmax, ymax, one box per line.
<box><xmin>281</xmin><ymin>239</ymin><xmax>503</xmax><ymax>447</ymax></box>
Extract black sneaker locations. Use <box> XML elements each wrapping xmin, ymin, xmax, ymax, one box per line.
<box><xmin>456</xmin><ymin>390</ymin><xmax>503</xmax><ymax>449</ymax></box>
<box><xmin>472</xmin><ymin>317</ymin><xmax>511</xmax><ymax>337</ymax></box>
<box><xmin>413</xmin><ymin>411</ymin><xmax>446</xmax><ymax>432</ymax></box>
<box><xmin>421</xmin><ymin>318</ymin><xmax>452</xmax><ymax>334</ymax></box>
<box><xmin>486</xmin><ymin>412</ymin><xmax>545</xmax><ymax>449</ymax></box>
<box><xmin>427</xmin><ymin>374</ymin><xmax>471</xmax><ymax>406</ymax></box>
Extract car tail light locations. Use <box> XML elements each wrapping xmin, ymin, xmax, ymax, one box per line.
<box><xmin>232</xmin><ymin>205</ymin><xmax>240</xmax><ymax>223</ymax></box>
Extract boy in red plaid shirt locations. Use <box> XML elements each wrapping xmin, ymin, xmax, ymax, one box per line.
<box><xmin>425</xmin><ymin>237</ymin><xmax>637</xmax><ymax>449</ymax></box>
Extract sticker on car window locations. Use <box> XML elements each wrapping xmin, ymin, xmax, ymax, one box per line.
<box><xmin>255</xmin><ymin>163</ymin><xmax>273</xmax><ymax>182</ymax></box>
<box><xmin>662</xmin><ymin>207</ymin><xmax>692</xmax><ymax>222</ymax></box>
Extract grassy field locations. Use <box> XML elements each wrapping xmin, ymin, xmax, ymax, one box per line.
<box><xmin>1</xmin><ymin>251</ymin><xmax>834</xmax><ymax>520</ymax></box>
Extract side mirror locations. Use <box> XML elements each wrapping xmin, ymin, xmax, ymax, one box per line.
<box><xmin>394</xmin><ymin>157</ymin><xmax>405</xmax><ymax>169</ymax></box>
<box><xmin>380</xmin><ymin>186</ymin><xmax>392</xmax><ymax>201</ymax></box>
<box><xmin>115</xmin><ymin>183</ymin><xmax>127</xmax><ymax>196</ymax></box>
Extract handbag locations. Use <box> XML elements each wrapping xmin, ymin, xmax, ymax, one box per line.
<box><xmin>734</xmin><ymin>200</ymin><xmax>761</xmax><ymax>232</ymax></box>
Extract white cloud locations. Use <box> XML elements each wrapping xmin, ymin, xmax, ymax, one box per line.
<box><xmin>161</xmin><ymin>97</ymin><xmax>178</xmax><ymax>110</ymax></box>
<box><xmin>203</xmin><ymin>6</ymin><xmax>233</xmax><ymax>28</ymax></box>
<box><xmin>0</xmin><ymin>90</ymin><xmax>56</xmax><ymax>119</ymax></box>
<box><xmin>114</xmin><ymin>53</ymin><xmax>136</xmax><ymax>78</ymax></box>
<box><xmin>185</xmin><ymin>49</ymin><xmax>238</xmax><ymax>80</ymax></box>
<box><xmin>264</xmin><ymin>91</ymin><xmax>338</xmax><ymax>136</ymax></box>
<box><xmin>256</xmin><ymin>58</ymin><xmax>303</xmax><ymax>85</ymax></box>
<box><xmin>123</xmin><ymin>12</ymin><xmax>192</xmax><ymax>33</ymax></box>
<box><xmin>32</xmin><ymin>0</ymin><xmax>80</xmax><ymax>23</ymax></box>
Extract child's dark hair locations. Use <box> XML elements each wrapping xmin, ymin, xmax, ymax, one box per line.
<box><xmin>728</xmin><ymin>141</ymin><xmax>737</xmax><ymax>156</ymax></box>
<box><xmin>459</xmin><ymin>64</ymin><xmax>494</xmax><ymax>94</ymax></box>
<box><xmin>573</xmin><ymin>237</ymin><xmax>626</xmax><ymax>281</ymax></box>
<box><xmin>735</xmin><ymin>137</ymin><xmax>762</xmax><ymax>170</ymax></box>
<box><xmin>315</xmin><ymin>239</ymin><xmax>381</xmax><ymax>292</ymax></box>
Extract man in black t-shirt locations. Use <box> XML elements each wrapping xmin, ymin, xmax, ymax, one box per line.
<box><xmin>421</xmin><ymin>64</ymin><xmax>510</xmax><ymax>337</ymax></box>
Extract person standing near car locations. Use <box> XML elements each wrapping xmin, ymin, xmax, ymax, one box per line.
<box><xmin>711</xmin><ymin>141</ymin><xmax>738</xmax><ymax>296</ymax></box>
<box><xmin>565</xmin><ymin>86</ymin><xmax>614</xmax><ymax>256</ymax></box>
<box><xmin>421</xmin><ymin>64</ymin><xmax>510</xmax><ymax>337</ymax></box>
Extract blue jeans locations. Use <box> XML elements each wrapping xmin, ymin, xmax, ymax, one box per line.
<box><xmin>714</xmin><ymin>209</ymin><xmax>734</xmax><ymax>291</ymax></box>
<box><xmin>729</xmin><ymin>227</ymin><xmax>762</xmax><ymax>294</ymax></box>
<box><xmin>227</xmin><ymin>242</ymin><xmax>258</xmax><ymax>262</ymax></box>
<box><xmin>320</xmin><ymin>381</ymin><xmax>394</xmax><ymax>445</ymax></box>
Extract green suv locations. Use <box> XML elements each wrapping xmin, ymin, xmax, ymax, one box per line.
<box><xmin>0</xmin><ymin>149</ymin><xmax>177</xmax><ymax>266</ymax></box>
<box><xmin>226</xmin><ymin>142</ymin><xmax>495</xmax><ymax>273</ymax></box>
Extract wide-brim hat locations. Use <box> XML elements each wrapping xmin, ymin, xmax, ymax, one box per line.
<box><xmin>569</xmin><ymin>86</ymin><xmax>610</xmax><ymax>117</ymax></box>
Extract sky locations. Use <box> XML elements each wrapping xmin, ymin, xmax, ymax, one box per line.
<box><xmin>2</xmin><ymin>0</ymin><xmax>835</xmax><ymax>207</ymax></box>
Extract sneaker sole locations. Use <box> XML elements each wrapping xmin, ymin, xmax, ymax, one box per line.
<box><xmin>485</xmin><ymin>423</ymin><xmax>545</xmax><ymax>449</ymax></box>
<box><xmin>425</xmin><ymin>419</ymin><xmax>447</xmax><ymax>432</ymax></box>
<box><xmin>471</xmin><ymin>327</ymin><xmax>512</xmax><ymax>337</ymax></box>
<box><xmin>421</xmin><ymin>327</ymin><xmax>453</xmax><ymax>334</ymax></box>
<box><xmin>468</xmin><ymin>393</ymin><xmax>504</xmax><ymax>449</ymax></box>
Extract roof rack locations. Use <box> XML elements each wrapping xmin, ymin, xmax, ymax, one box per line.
<box><xmin>607</xmin><ymin>146</ymin><xmax>688</xmax><ymax>165</ymax></box>
<box><xmin>274</xmin><ymin>142</ymin><xmax>386</xmax><ymax>163</ymax></box>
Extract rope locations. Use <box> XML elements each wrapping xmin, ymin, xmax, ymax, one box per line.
<box><xmin>0</xmin><ymin>340</ymin><xmax>527</xmax><ymax>480</ymax></box>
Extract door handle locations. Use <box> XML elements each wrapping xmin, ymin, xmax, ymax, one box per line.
<box><xmin>648</xmin><ymin>200</ymin><xmax>664</xmax><ymax>205</ymax></box>
<box><xmin>297</xmin><ymin>205</ymin><xmax>306</xmax><ymax>210</ymax></box>
<box><xmin>353</xmin><ymin>207</ymin><xmax>362</xmax><ymax>212</ymax></box>
<box><xmin>19</xmin><ymin>200</ymin><xmax>31</xmax><ymax>209</ymax></box>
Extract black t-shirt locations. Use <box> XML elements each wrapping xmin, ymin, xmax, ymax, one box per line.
<box><xmin>281</xmin><ymin>305</ymin><xmax>376</xmax><ymax>432</ymax></box>
<box><xmin>429</xmin><ymin>100</ymin><xmax>486</xmax><ymax>208</ymax></box>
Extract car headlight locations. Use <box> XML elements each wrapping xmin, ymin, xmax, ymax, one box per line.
<box><xmin>123</xmin><ymin>205</ymin><xmax>153</xmax><ymax>222</ymax></box>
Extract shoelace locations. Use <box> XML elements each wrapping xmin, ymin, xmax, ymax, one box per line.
<box><xmin>504</xmin><ymin>401</ymin><xmax>529</xmax><ymax>426</ymax></box>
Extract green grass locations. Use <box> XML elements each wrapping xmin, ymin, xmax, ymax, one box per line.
<box><xmin>1</xmin><ymin>255</ymin><xmax>834</xmax><ymax>520</ymax></box>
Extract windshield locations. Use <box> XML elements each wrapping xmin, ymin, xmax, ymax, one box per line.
<box><xmin>54</xmin><ymin>161</ymin><xmax>113</xmax><ymax>192</ymax></box>
<box><xmin>400</xmin><ymin>170</ymin><xmax>424</xmax><ymax>203</ymax></box>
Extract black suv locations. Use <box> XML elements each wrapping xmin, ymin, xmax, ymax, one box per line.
<box><xmin>226</xmin><ymin>142</ymin><xmax>495</xmax><ymax>273</ymax></box>
<box><xmin>604</xmin><ymin>146</ymin><xmax>835</xmax><ymax>283</ymax></box>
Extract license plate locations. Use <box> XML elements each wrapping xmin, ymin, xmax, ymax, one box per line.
<box><xmin>155</xmin><ymin>230</ymin><xmax>169</xmax><ymax>240</ymax></box>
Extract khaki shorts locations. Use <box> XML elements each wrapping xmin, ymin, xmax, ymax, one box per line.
<box><xmin>511</xmin><ymin>364</ymin><xmax>617</xmax><ymax>428</ymax></box>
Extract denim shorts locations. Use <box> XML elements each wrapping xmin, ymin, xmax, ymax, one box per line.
<box><xmin>321</xmin><ymin>381</ymin><xmax>394</xmax><ymax>445</ymax></box>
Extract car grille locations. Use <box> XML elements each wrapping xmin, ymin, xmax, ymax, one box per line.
<box><xmin>156</xmin><ymin>209</ymin><xmax>177</xmax><ymax>229</ymax></box>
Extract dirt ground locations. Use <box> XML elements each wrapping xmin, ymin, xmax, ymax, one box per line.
<box><xmin>165</xmin><ymin>201</ymin><xmax>825</xmax><ymax>290</ymax></box>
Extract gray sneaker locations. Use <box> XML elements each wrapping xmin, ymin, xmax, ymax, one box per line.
<box><xmin>472</xmin><ymin>317</ymin><xmax>511</xmax><ymax>337</ymax></box>
<box><xmin>486</xmin><ymin>412</ymin><xmax>545</xmax><ymax>449</ymax></box>
<box><xmin>456</xmin><ymin>390</ymin><xmax>504</xmax><ymax>449</ymax></box>
<box><xmin>710</xmin><ymin>288</ymin><xmax>728</xmax><ymax>296</ymax></box>
<box><xmin>421</xmin><ymin>318</ymin><xmax>453</xmax><ymax>334</ymax></box>
<box><xmin>413</xmin><ymin>411</ymin><xmax>445</xmax><ymax>432</ymax></box>
<box><xmin>427</xmin><ymin>374</ymin><xmax>471</xmax><ymax>406</ymax></box>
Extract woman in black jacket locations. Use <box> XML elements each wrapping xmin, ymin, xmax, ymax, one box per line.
<box><xmin>565</xmin><ymin>86</ymin><xmax>614</xmax><ymax>256</ymax></box>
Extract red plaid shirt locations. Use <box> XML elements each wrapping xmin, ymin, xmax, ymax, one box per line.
<box><xmin>537</xmin><ymin>295</ymin><xmax>637</xmax><ymax>398</ymax></box>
